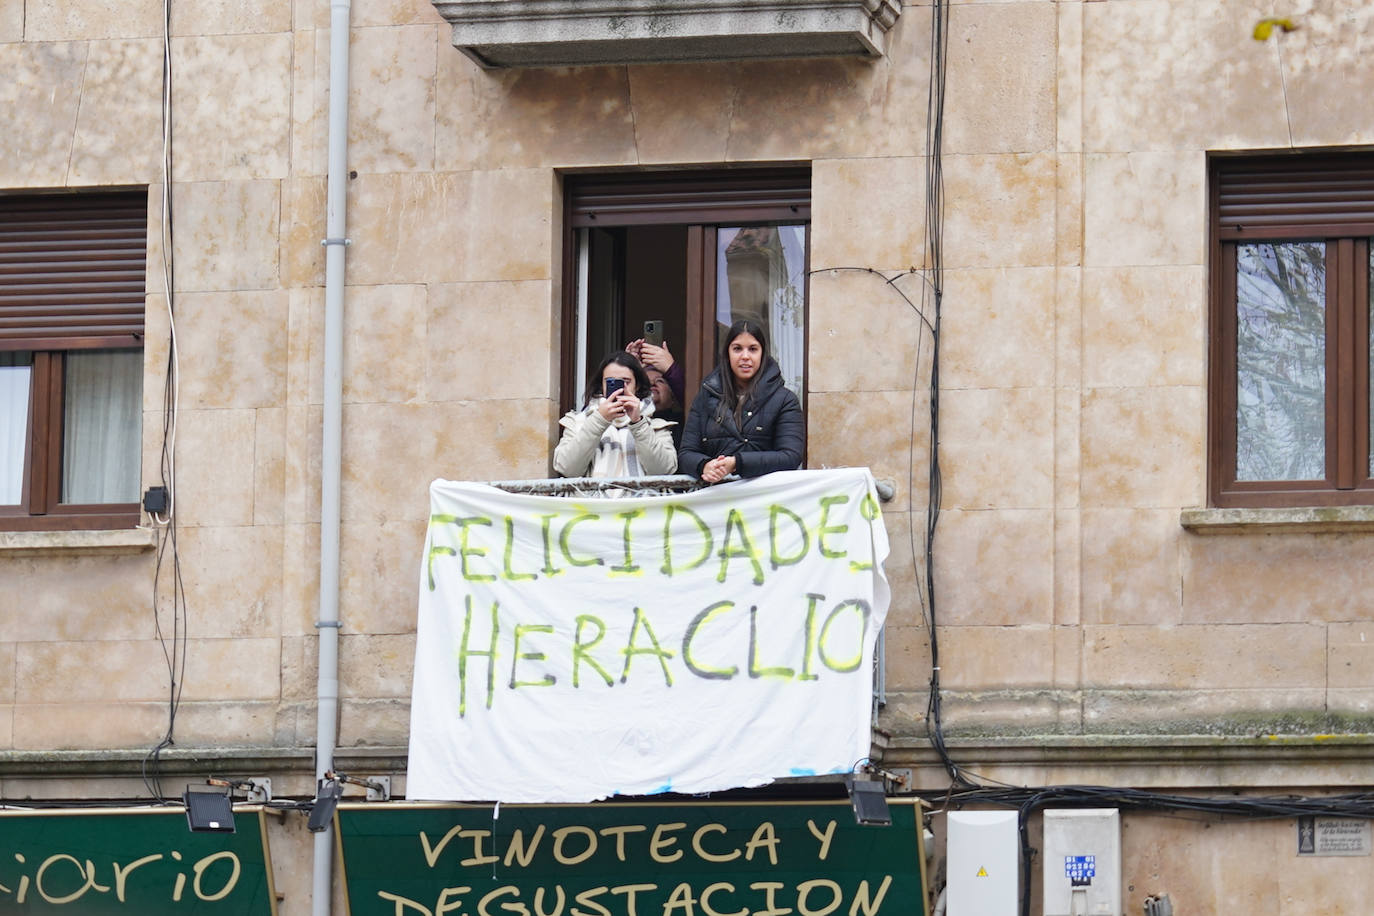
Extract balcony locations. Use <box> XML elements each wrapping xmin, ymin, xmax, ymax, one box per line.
<box><xmin>431</xmin><ymin>0</ymin><xmax>903</xmax><ymax>69</ymax></box>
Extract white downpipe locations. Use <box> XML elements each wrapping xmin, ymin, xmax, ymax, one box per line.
<box><xmin>314</xmin><ymin>0</ymin><xmax>351</xmax><ymax>912</ymax></box>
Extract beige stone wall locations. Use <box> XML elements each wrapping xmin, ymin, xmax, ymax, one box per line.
<box><xmin>927</xmin><ymin>806</ymin><xmax>1374</xmax><ymax>916</ymax></box>
<box><xmin>1</xmin><ymin>0</ymin><xmax>1373</xmax><ymax>834</ymax></box>
<box><xmin>5</xmin><ymin>0</ymin><xmax>1374</xmax><ymax>912</ymax></box>
<box><xmin>889</xmin><ymin>0</ymin><xmax>1374</xmax><ymax>746</ymax></box>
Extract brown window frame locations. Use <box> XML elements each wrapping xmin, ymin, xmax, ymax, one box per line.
<box><xmin>0</xmin><ymin>190</ymin><xmax>147</xmax><ymax>531</ymax></box>
<box><xmin>560</xmin><ymin>167</ymin><xmax>812</xmax><ymax>416</ymax></box>
<box><xmin>1208</xmin><ymin>153</ymin><xmax>1374</xmax><ymax>508</ymax></box>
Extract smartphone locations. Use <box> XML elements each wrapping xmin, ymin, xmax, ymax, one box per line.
<box><xmin>604</xmin><ymin>377</ymin><xmax>627</xmax><ymax>398</ymax></box>
<box><xmin>643</xmin><ymin>320</ymin><xmax>664</xmax><ymax>348</ymax></box>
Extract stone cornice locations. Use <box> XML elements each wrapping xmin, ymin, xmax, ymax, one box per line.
<box><xmin>7</xmin><ymin>735</ymin><xmax>1373</xmax><ymax>793</ymax></box>
<box><xmin>0</xmin><ymin>747</ymin><xmax>408</xmax><ymax>779</ymax></box>
<box><xmin>877</xmin><ymin>734</ymin><xmax>1374</xmax><ymax>790</ymax></box>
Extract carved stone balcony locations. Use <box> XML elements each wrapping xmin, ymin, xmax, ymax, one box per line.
<box><xmin>431</xmin><ymin>0</ymin><xmax>903</xmax><ymax>69</ymax></box>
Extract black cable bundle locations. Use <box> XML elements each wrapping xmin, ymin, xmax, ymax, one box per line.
<box><xmin>921</xmin><ymin>0</ymin><xmax>965</xmax><ymax>789</ymax></box>
<box><xmin>143</xmin><ymin>0</ymin><xmax>189</xmax><ymax>804</ymax></box>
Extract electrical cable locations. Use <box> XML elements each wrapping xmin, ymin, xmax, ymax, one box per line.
<box><xmin>900</xmin><ymin>4</ymin><xmax>1374</xmax><ymax>911</ymax></box>
<box><xmin>0</xmin><ymin>794</ymin><xmax>319</xmax><ymax>813</ymax></box>
<box><xmin>912</xmin><ymin>781</ymin><xmax>1374</xmax><ymax>916</ymax></box>
<box><xmin>799</xmin><ymin>262</ymin><xmax>934</xmax><ymax>729</ymax></box>
<box><xmin>805</xmin><ymin>266</ymin><xmax>936</xmax><ymax>335</ymax></box>
<box><xmin>914</xmin><ymin>0</ymin><xmax>1027</xmax><ymax>796</ymax></box>
<box><xmin>804</xmin><ymin>0</ymin><xmax>965</xmax><ymax>790</ymax></box>
<box><xmin>142</xmin><ymin>0</ymin><xmax>188</xmax><ymax>804</ymax></box>
<box><xmin>0</xmin><ymin>799</ymin><xmax>175</xmax><ymax>811</ymax></box>
<box><xmin>920</xmin><ymin>0</ymin><xmax>972</xmax><ymax>790</ymax></box>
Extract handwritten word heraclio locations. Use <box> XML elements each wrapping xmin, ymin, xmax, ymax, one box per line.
<box><xmin>451</xmin><ymin>593</ymin><xmax>870</xmax><ymax>715</ymax></box>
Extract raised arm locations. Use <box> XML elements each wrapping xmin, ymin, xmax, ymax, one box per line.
<box><xmin>552</xmin><ymin>409</ymin><xmax>610</xmax><ymax>478</ymax></box>
<box><xmin>629</xmin><ymin>416</ymin><xmax>677</xmax><ymax>475</ymax></box>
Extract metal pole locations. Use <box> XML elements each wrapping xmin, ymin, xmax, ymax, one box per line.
<box><xmin>313</xmin><ymin>0</ymin><xmax>351</xmax><ymax>911</ymax></box>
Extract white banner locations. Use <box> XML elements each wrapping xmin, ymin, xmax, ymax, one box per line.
<box><xmin>406</xmin><ymin>468</ymin><xmax>890</xmax><ymax>803</ymax></box>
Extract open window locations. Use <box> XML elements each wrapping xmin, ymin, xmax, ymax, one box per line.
<box><xmin>561</xmin><ymin>169</ymin><xmax>811</xmax><ymax>422</ymax></box>
<box><xmin>0</xmin><ymin>190</ymin><xmax>146</xmax><ymax>530</ymax></box>
<box><xmin>1209</xmin><ymin>154</ymin><xmax>1374</xmax><ymax>507</ymax></box>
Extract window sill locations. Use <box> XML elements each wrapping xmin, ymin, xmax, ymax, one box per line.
<box><xmin>0</xmin><ymin>526</ymin><xmax>157</xmax><ymax>557</ymax></box>
<box><xmin>433</xmin><ymin>0</ymin><xmax>902</xmax><ymax>69</ymax></box>
<box><xmin>1181</xmin><ymin>506</ymin><xmax>1374</xmax><ymax>535</ymax></box>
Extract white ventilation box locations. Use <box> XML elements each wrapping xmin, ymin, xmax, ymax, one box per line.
<box><xmin>947</xmin><ymin>810</ymin><xmax>1019</xmax><ymax>915</ymax></box>
<box><xmin>1042</xmin><ymin>808</ymin><xmax>1122</xmax><ymax>916</ymax></box>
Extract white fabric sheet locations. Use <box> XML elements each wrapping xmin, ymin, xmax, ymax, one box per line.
<box><xmin>407</xmin><ymin>467</ymin><xmax>891</xmax><ymax>803</ymax></box>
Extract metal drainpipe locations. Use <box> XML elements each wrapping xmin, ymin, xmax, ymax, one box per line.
<box><xmin>313</xmin><ymin>0</ymin><xmax>351</xmax><ymax>911</ymax></box>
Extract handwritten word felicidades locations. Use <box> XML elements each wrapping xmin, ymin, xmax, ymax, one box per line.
<box><xmin>426</xmin><ymin>492</ymin><xmax>880</xmax><ymax>590</ymax></box>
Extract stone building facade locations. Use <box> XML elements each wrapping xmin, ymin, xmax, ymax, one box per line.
<box><xmin>2</xmin><ymin>0</ymin><xmax>1373</xmax><ymax>912</ymax></box>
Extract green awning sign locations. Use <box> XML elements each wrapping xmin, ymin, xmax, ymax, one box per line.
<box><xmin>337</xmin><ymin>799</ymin><xmax>927</xmax><ymax>916</ymax></box>
<box><xmin>0</xmin><ymin>807</ymin><xmax>277</xmax><ymax>913</ymax></box>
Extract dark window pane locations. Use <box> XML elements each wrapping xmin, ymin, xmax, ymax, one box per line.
<box><xmin>1235</xmin><ymin>242</ymin><xmax>1326</xmax><ymax>481</ymax></box>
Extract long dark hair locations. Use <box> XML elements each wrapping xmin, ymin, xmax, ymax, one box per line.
<box><xmin>584</xmin><ymin>350</ymin><xmax>652</xmax><ymax>407</ymax></box>
<box><xmin>715</xmin><ymin>319</ymin><xmax>771</xmax><ymax>426</ymax></box>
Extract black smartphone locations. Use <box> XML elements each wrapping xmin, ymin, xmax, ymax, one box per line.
<box><xmin>604</xmin><ymin>377</ymin><xmax>627</xmax><ymax>398</ymax></box>
<box><xmin>643</xmin><ymin>320</ymin><xmax>664</xmax><ymax>347</ymax></box>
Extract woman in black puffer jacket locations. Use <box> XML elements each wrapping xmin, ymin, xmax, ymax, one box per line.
<box><xmin>679</xmin><ymin>319</ymin><xmax>804</xmax><ymax>483</ymax></box>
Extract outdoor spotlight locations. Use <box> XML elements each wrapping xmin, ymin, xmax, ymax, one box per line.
<box><xmin>308</xmin><ymin>777</ymin><xmax>345</xmax><ymax>832</ymax></box>
<box><xmin>184</xmin><ymin>787</ymin><xmax>236</xmax><ymax>833</ymax></box>
<box><xmin>846</xmin><ymin>774</ymin><xmax>892</xmax><ymax>826</ymax></box>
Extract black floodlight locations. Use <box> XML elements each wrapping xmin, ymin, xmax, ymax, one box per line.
<box><xmin>846</xmin><ymin>774</ymin><xmax>892</xmax><ymax>826</ymax></box>
<box><xmin>184</xmin><ymin>787</ymin><xmax>236</xmax><ymax>833</ymax></box>
<box><xmin>308</xmin><ymin>777</ymin><xmax>344</xmax><ymax>832</ymax></box>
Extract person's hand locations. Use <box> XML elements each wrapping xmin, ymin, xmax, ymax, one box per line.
<box><xmin>637</xmin><ymin>340</ymin><xmax>674</xmax><ymax>372</ymax></box>
<box><xmin>598</xmin><ymin>391</ymin><xmax>638</xmax><ymax>423</ymax></box>
<box><xmin>625</xmin><ymin>339</ymin><xmax>644</xmax><ymax>360</ymax></box>
<box><xmin>597</xmin><ymin>395</ymin><xmax>625</xmax><ymax>422</ymax></box>
<box><xmin>701</xmin><ymin>455</ymin><xmax>736</xmax><ymax>483</ymax></box>
<box><xmin>620</xmin><ymin>391</ymin><xmax>642</xmax><ymax>423</ymax></box>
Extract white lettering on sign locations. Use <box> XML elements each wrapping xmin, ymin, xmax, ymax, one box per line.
<box><xmin>0</xmin><ymin>850</ymin><xmax>243</xmax><ymax>906</ymax></box>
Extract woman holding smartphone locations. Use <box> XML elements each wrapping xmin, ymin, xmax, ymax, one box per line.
<box><xmin>553</xmin><ymin>351</ymin><xmax>678</xmax><ymax>479</ymax></box>
<box><xmin>679</xmin><ymin>320</ymin><xmax>803</xmax><ymax>484</ymax></box>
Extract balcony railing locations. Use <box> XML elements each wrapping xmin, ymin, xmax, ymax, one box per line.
<box><xmin>485</xmin><ymin>473</ymin><xmax>896</xmax><ymax>500</ymax></box>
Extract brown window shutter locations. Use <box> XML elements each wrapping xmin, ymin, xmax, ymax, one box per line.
<box><xmin>0</xmin><ymin>190</ymin><xmax>148</xmax><ymax>351</ymax></box>
<box><xmin>568</xmin><ymin>169</ymin><xmax>811</xmax><ymax>227</ymax></box>
<box><xmin>1215</xmin><ymin>154</ymin><xmax>1374</xmax><ymax>238</ymax></box>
